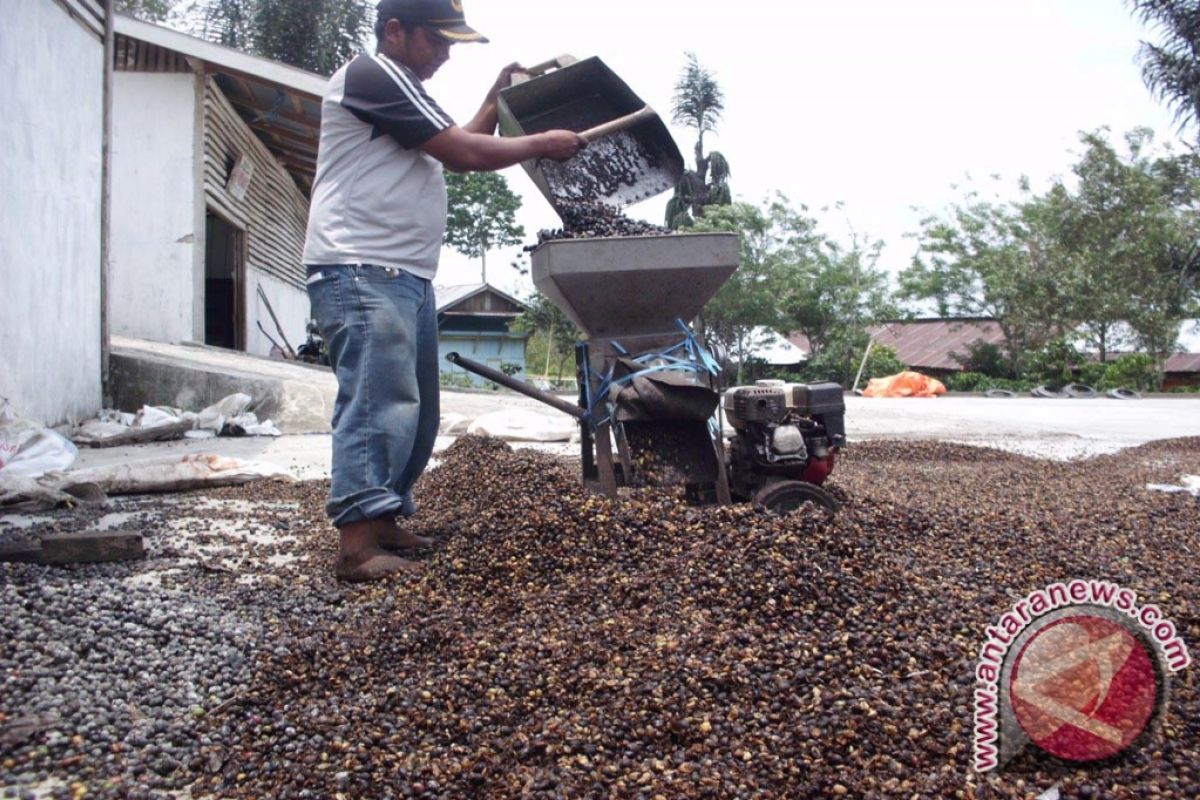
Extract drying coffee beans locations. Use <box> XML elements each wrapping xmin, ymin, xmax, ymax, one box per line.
<box><xmin>3</xmin><ymin>436</ymin><xmax>1198</xmax><ymax>799</ymax></box>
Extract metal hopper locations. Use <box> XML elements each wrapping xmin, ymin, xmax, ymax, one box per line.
<box><xmin>498</xmin><ymin>56</ymin><xmax>684</xmax><ymax>208</ymax></box>
<box><xmin>530</xmin><ymin>233</ymin><xmax>740</xmax><ymax>339</ymax></box>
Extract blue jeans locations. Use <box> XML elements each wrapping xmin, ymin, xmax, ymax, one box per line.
<box><xmin>306</xmin><ymin>264</ymin><xmax>440</xmax><ymax>527</ymax></box>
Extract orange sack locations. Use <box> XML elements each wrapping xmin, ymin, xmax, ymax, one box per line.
<box><xmin>862</xmin><ymin>370</ymin><xmax>947</xmax><ymax>398</ymax></box>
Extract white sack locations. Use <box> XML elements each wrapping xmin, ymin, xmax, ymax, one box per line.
<box><xmin>57</xmin><ymin>454</ymin><xmax>294</xmax><ymax>494</ymax></box>
<box><xmin>0</xmin><ymin>404</ymin><xmax>78</xmax><ymax>477</ymax></box>
<box><xmin>466</xmin><ymin>409</ymin><xmax>576</xmax><ymax>442</ymax></box>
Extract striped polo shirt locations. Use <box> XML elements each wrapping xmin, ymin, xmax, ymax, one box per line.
<box><xmin>302</xmin><ymin>52</ymin><xmax>456</xmax><ymax>280</ymax></box>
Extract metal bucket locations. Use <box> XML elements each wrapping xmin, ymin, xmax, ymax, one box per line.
<box><xmin>498</xmin><ymin>55</ymin><xmax>684</xmax><ymax>209</ymax></box>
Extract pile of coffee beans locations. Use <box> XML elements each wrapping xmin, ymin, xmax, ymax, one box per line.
<box><xmin>535</xmin><ymin>200</ymin><xmax>673</xmax><ymax>245</ymax></box>
<box><xmin>3</xmin><ymin>435</ymin><xmax>1198</xmax><ymax>799</ymax></box>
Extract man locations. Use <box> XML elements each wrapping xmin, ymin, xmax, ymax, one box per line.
<box><xmin>303</xmin><ymin>0</ymin><xmax>586</xmax><ymax>582</ymax></box>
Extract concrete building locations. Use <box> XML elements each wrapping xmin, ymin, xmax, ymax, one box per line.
<box><xmin>436</xmin><ymin>285</ymin><xmax>530</xmax><ymax>387</ymax></box>
<box><xmin>1</xmin><ymin>0</ymin><xmax>326</xmax><ymax>426</ymax></box>
<box><xmin>2</xmin><ymin>0</ymin><xmax>106</xmax><ymax>425</ymax></box>
<box><xmin>109</xmin><ymin>14</ymin><xmax>324</xmax><ymax>358</ymax></box>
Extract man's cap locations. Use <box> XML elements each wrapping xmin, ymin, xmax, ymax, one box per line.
<box><xmin>376</xmin><ymin>0</ymin><xmax>489</xmax><ymax>43</ymax></box>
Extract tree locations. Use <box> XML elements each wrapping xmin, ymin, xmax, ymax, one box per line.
<box><xmin>444</xmin><ymin>172</ymin><xmax>525</xmax><ymax>283</ymax></box>
<box><xmin>1130</xmin><ymin>0</ymin><xmax>1200</xmax><ymax>137</ymax></box>
<box><xmin>180</xmin><ymin>0</ymin><xmax>372</xmax><ymax>76</ymax></box>
<box><xmin>115</xmin><ymin>0</ymin><xmax>177</xmax><ymax>20</ymax></box>
<box><xmin>512</xmin><ymin>293</ymin><xmax>582</xmax><ymax>381</ymax></box>
<box><xmin>899</xmin><ymin>181</ymin><xmax>1069</xmax><ymax>376</ymax></box>
<box><xmin>688</xmin><ymin>198</ymin><xmax>805</xmax><ymax>383</ymax></box>
<box><xmin>1052</xmin><ymin>129</ymin><xmax>1200</xmax><ymax>381</ymax></box>
<box><xmin>778</xmin><ymin>227</ymin><xmax>897</xmax><ymax>377</ymax></box>
<box><xmin>665</xmin><ymin>53</ymin><xmax>731</xmax><ymax>229</ymax></box>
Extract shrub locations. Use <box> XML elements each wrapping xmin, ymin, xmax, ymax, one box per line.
<box><xmin>1075</xmin><ymin>362</ymin><xmax>1108</xmax><ymax>388</ymax></box>
<box><xmin>951</xmin><ymin>340</ymin><xmax>1011</xmax><ymax>378</ymax></box>
<box><xmin>1103</xmin><ymin>354</ymin><xmax>1157</xmax><ymax>392</ymax></box>
<box><xmin>1026</xmin><ymin>337</ymin><xmax>1083</xmax><ymax>387</ymax></box>
<box><xmin>945</xmin><ymin>371</ymin><xmax>989</xmax><ymax>392</ymax></box>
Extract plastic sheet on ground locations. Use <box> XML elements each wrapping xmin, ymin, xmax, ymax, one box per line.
<box><xmin>71</xmin><ymin>394</ymin><xmax>282</xmax><ymax>447</ymax></box>
<box><xmin>466</xmin><ymin>409</ymin><xmax>577</xmax><ymax>442</ymax></box>
<box><xmin>1</xmin><ymin>454</ymin><xmax>295</xmax><ymax>511</ymax></box>
<box><xmin>0</xmin><ymin>402</ymin><xmax>78</xmax><ymax>478</ymax></box>
<box><xmin>1146</xmin><ymin>475</ymin><xmax>1200</xmax><ymax>496</ymax></box>
<box><xmin>862</xmin><ymin>371</ymin><xmax>947</xmax><ymax>398</ymax></box>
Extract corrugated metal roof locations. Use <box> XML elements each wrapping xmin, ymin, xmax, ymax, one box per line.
<box><xmin>792</xmin><ymin>317</ymin><xmax>1200</xmax><ymax>374</ymax></box>
<box><xmin>865</xmin><ymin>318</ymin><xmax>1006</xmax><ymax>370</ymax></box>
<box><xmin>114</xmin><ymin>14</ymin><xmax>325</xmax><ymax>192</ymax></box>
<box><xmin>1165</xmin><ymin>352</ymin><xmax>1200</xmax><ymax>372</ymax></box>
<box><xmin>434</xmin><ymin>283</ymin><xmax>529</xmax><ymax>314</ymax></box>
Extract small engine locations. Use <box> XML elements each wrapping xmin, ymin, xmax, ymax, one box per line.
<box><xmin>722</xmin><ymin>380</ymin><xmax>846</xmax><ymax>502</ymax></box>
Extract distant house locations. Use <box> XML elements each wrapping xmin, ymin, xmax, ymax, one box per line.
<box><xmin>746</xmin><ymin>327</ymin><xmax>807</xmax><ymax>369</ymax></box>
<box><xmin>810</xmin><ymin>318</ymin><xmax>1200</xmax><ymax>388</ymax></box>
<box><xmin>436</xmin><ymin>284</ymin><xmax>530</xmax><ymax>387</ymax></box>
<box><xmin>865</xmin><ymin>318</ymin><xmax>1006</xmax><ymax>375</ymax></box>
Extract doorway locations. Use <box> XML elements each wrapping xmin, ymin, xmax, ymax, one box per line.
<box><xmin>204</xmin><ymin>210</ymin><xmax>245</xmax><ymax>349</ymax></box>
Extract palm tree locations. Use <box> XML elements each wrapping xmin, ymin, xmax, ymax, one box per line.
<box><xmin>1131</xmin><ymin>0</ymin><xmax>1200</xmax><ymax>136</ymax></box>
<box><xmin>665</xmin><ymin>53</ymin><xmax>732</xmax><ymax>229</ymax></box>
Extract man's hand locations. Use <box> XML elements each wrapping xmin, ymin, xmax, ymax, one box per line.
<box><xmin>485</xmin><ymin>62</ymin><xmax>523</xmax><ymax>105</ymax></box>
<box><xmin>538</xmin><ymin>130</ymin><xmax>587</xmax><ymax>162</ymax></box>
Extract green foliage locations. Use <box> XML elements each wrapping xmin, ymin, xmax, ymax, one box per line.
<box><xmin>513</xmin><ymin>294</ymin><xmax>581</xmax><ymax>379</ymax></box>
<box><xmin>861</xmin><ymin>344</ymin><xmax>908</xmax><ymax>382</ymax></box>
<box><xmin>950</xmin><ymin>340</ymin><xmax>1011</xmax><ymax>378</ymax></box>
<box><xmin>1050</xmin><ymin>129</ymin><xmax>1199</xmax><ymax>373</ymax></box>
<box><xmin>444</xmin><ymin>172</ymin><xmax>524</xmax><ymax>280</ymax></box>
<box><xmin>778</xmin><ymin>229</ymin><xmax>897</xmax><ymax>361</ymax></box>
<box><xmin>439</xmin><ymin>370</ymin><xmax>476</xmax><ymax>389</ymax></box>
<box><xmin>1026</xmin><ymin>337</ymin><xmax>1084</xmax><ymax>386</ymax></box>
<box><xmin>944</xmin><ymin>371</ymin><xmax>988</xmax><ymax>392</ymax></box>
<box><xmin>671</xmin><ymin>52</ymin><xmax>724</xmax><ymax>135</ymax></box>
<box><xmin>183</xmin><ymin>0</ymin><xmax>372</xmax><ymax>75</ymax></box>
<box><xmin>799</xmin><ymin>334</ymin><xmax>906</xmax><ymax>387</ymax></box>
<box><xmin>667</xmin><ymin>54</ymin><xmax>731</xmax><ymax>228</ymax></box>
<box><xmin>1075</xmin><ymin>361</ymin><xmax>1110</xmax><ymax>388</ymax></box>
<box><xmin>1131</xmin><ymin>0</ymin><xmax>1200</xmax><ymax>137</ymax></box>
<box><xmin>688</xmin><ymin>200</ymin><xmax>801</xmax><ymax>382</ymax></box>
<box><xmin>1103</xmin><ymin>353</ymin><xmax>1158</xmax><ymax>391</ymax></box>
<box><xmin>900</xmin><ymin>181</ymin><xmax>1067</xmax><ymax>376</ymax></box>
<box><xmin>115</xmin><ymin>0</ymin><xmax>176</xmax><ymax>20</ymax></box>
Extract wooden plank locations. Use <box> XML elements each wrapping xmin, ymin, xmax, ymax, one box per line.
<box><xmin>38</xmin><ymin>531</ymin><xmax>145</xmax><ymax>565</ymax></box>
<box><xmin>0</xmin><ymin>541</ymin><xmax>42</xmax><ymax>564</ymax></box>
<box><xmin>0</xmin><ymin>532</ymin><xmax>145</xmax><ymax>565</ymax></box>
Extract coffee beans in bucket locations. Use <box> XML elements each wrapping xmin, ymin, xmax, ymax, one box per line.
<box><xmin>535</xmin><ymin>200</ymin><xmax>673</xmax><ymax>245</ymax></box>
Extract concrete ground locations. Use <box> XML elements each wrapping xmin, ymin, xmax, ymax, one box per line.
<box><xmin>67</xmin><ymin>390</ymin><xmax>1200</xmax><ymax>481</ymax></box>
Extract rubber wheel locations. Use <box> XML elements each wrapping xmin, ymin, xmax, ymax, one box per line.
<box><xmin>1032</xmin><ymin>385</ymin><xmax>1066</xmax><ymax>399</ymax></box>
<box><xmin>1107</xmin><ymin>387</ymin><xmax>1142</xmax><ymax>400</ymax></box>
<box><xmin>984</xmin><ymin>388</ymin><xmax>1016</xmax><ymax>398</ymax></box>
<box><xmin>752</xmin><ymin>480</ymin><xmax>839</xmax><ymax>515</ymax></box>
<box><xmin>1063</xmin><ymin>383</ymin><xmax>1098</xmax><ymax>399</ymax></box>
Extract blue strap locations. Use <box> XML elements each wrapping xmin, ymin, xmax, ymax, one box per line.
<box><xmin>581</xmin><ymin>320</ymin><xmax>720</xmax><ymax>428</ymax></box>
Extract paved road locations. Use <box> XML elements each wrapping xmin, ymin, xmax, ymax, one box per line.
<box><xmin>69</xmin><ymin>391</ymin><xmax>1200</xmax><ymax>480</ymax></box>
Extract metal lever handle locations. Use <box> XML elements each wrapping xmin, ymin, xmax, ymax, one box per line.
<box><xmin>510</xmin><ymin>54</ymin><xmax>578</xmax><ymax>86</ymax></box>
<box><xmin>577</xmin><ymin>106</ymin><xmax>655</xmax><ymax>143</ymax></box>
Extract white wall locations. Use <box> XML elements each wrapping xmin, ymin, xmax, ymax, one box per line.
<box><xmin>0</xmin><ymin>0</ymin><xmax>103</xmax><ymax>424</ymax></box>
<box><xmin>110</xmin><ymin>72</ymin><xmax>199</xmax><ymax>344</ymax></box>
<box><xmin>247</xmin><ymin>270</ymin><xmax>312</xmax><ymax>358</ymax></box>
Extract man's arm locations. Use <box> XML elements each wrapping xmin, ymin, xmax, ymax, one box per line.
<box><xmin>461</xmin><ymin>62</ymin><xmax>521</xmax><ymax>135</ymax></box>
<box><xmin>422</xmin><ymin>126</ymin><xmax>584</xmax><ymax>173</ymax></box>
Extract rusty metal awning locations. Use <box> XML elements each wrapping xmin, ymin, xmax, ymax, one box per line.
<box><xmin>112</xmin><ymin>15</ymin><xmax>325</xmax><ymax>194</ymax></box>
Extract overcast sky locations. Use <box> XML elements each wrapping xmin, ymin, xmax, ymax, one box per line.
<box><xmin>422</xmin><ymin>0</ymin><xmax>1185</xmax><ymax>307</ymax></box>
